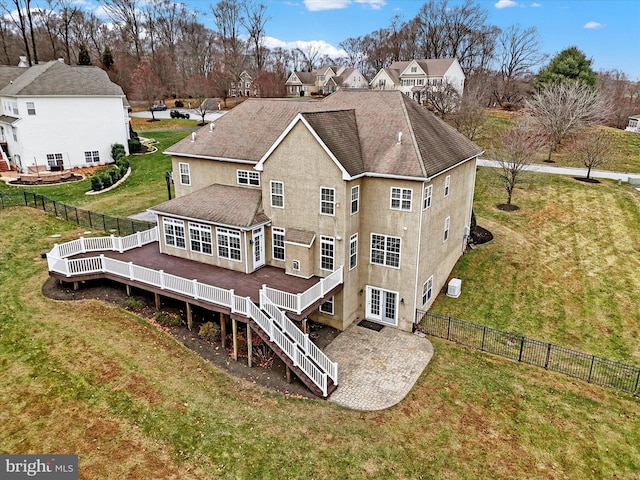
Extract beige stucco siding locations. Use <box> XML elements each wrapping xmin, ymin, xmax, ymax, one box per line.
<box><xmin>172</xmin><ymin>156</ymin><xmax>260</xmax><ymax>198</ymax></box>
<box><xmin>417</xmin><ymin>159</ymin><xmax>477</xmax><ymax>312</ymax></box>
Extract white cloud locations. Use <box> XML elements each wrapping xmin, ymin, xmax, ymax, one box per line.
<box><xmin>264</xmin><ymin>36</ymin><xmax>346</xmax><ymax>58</ymax></box>
<box><xmin>532</xmin><ymin>2</ymin><xmax>541</xmax><ymax>6</ymax></box>
<box><xmin>494</xmin><ymin>0</ymin><xmax>517</xmax><ymax>8</ymax></box>
<box><xmin>584</xmin><ymin>21</ymin><xmax>604</xmax><ymax>29</ymax></box>
<box><xmin>304</xmin><ymin>0</ymin><xmax>386</xmax><ymax>12</ymax></box>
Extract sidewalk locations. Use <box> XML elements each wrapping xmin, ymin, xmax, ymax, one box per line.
<box><xmin>477</xmin><ymin>158</ymin><xmax>635</xmax><ymax>182</ymax></box>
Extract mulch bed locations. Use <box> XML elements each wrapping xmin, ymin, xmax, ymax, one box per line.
<box><xmin>42</xmin><ymin>277</ymin><xmax>340</xmax><ymax>400</ymax></box>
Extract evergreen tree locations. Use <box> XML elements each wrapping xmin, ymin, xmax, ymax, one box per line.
<box><xmin>78</xmin><ymin>44</ymin><xmax>91</xmax><ymax>65</ymax></box>
<box><xmin>535</xmin><ymin>46</ymin><xmax>597</xmax><ymax>88</ymax></box>
<box><xmin>101</xmin><ymin>46</ymin><xmax>114</xmax><ymax>69</ymax></box>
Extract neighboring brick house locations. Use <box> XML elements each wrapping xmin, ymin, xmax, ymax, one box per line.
<box><xmin>230</xmin><ymin>71</ymin><xmax>258</xmax><ymax>97</ymax></box>
<box><xmin>285</xmin><ymin>65</ymin><xmax>369</xmax><ymax>97</ymax></box>
<box><xmin>370</xmin><ymin>58</ymin><xmax>465</xmax><ymax>104</ymax></box>
<box><xmin>153</xmin><ymin>90</ymin><xmax>481</xmax><ymax>333</ymax></box>
<box><xmin>0</xmin><ymin>59</ymin><xmax>130</xmax><ymax>173</ymax></box>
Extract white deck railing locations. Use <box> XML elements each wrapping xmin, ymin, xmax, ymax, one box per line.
<box><xmin>46</xmin><ymin>228</ymin><xmax>339</xmax><ymax>397</ymax></box>
<box><xmin>262</xmin><ymin>266</ymin><xmax>343</xmax><ymax>314</ymax></box>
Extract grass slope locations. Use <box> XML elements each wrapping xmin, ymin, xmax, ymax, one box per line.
<box><xmin>0</xmin><ymin>208</ymin><xmax>639</xmax><ymax>479</ymax></box>
<box><xmin>432</xmin><ymin>168</ymin><xmax>640</xmax><ymax>363</ymax></box>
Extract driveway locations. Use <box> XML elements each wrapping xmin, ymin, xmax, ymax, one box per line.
<box><xmin>477</xmin><ymin>158</ymin><xmax>634</xmax><ymax>182</ymax></box>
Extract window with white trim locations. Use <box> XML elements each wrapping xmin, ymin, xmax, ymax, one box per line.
<box><xmin>271</xmin><ymin>181</ymin><xmax>284</xmax><ymax>208</ymax></box>
<box><xmin>46</xmin><ymin>153</ymin><xmax>63</xmax><ymax>168</ymax></box>
<box><xmin>11</xmin><ymin>101</ymin><xmax>18</xmax><ymax>115</ymax></box>
<box><xmin>370</xmin><ymin>233</ymin><xmax>401</xmax><ymax>268</ymax></box>
<box><xmin>443</xmin><ymin>216</ymin><xmax>450</xmax><ymax>242</ymax></box>
<box><xmin>423</xmin><ymin>185</ymin><xmax>432</xmax><ymax>210</ymax></box>
<box><xmin>422</xmin><ymin>276</ymin><xmax>434</xmax><ymax>305</ymax></box>
<box><xmin>444</xmin><ymin>175</ymin><xmax>451</xmax><ymax>197</ymax></box>
<box><xmin>349</xmin><ymin>233</ymin><xmax>358</xmax><ymax>270</ymax></box>
<box><xmin>320</xmin><ymin>236</ymin><xmax>334</xmax><ymax>271</ymax></box>
<box><xmin>320</xmin><ymin>187</ymin><xmax>335</xmax><ymax>215</ymax></box>
<box><xmin>237</xmin><ymin>169</ymin><xmax>260</xmax><ymax>186</ymax></box>
<box><xmin>217</xmin><ymin>227</ymin><xmax>241</xmax><ymax>261</ymax></box>
<box><xmin>179</xmin><ymin>162</ymin><xmax>190</xmax><ymax>185</ymax></box>
<box><xmin>272</xmin><ymin>227</ymin><xmax>285</xmax><ymax>261</ymax></box>
<box><xmin>320</xmin><ymin>296</ymin><xmax>334</xmax><ymax>315</ymax></box>
<box><xmin>26</xmin><ymin>102</ymin><xmax>36</xmax><ymax>115</ymax></box>
<box><xmin>163</xmin><ymin>218</ymin><xmax>185</xmax><ymax>249</ymax></box>
<box><xmin>351</xmin><ymin>185</ymin><xmax>359</xmax><ymax>215</ymax></box>
<box><xmin>390</xmin><ymin>187</ymin><xmax>412</xmax><ymax>211</ymax></box>
<box><xmin>84</xmin><ymin>151</ymin><xmax>100</xmax><ymax>163</ymax></box>
<box><xmin>189</xmin><ymin>223</ymin><xmax>212</xmax><ymax>255</ymax></box>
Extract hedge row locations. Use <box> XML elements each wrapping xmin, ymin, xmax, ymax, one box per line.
<box><xmin>91</xmin><ymin>143</ymin><xmax>130</xmax><ymax>192</ymax></box>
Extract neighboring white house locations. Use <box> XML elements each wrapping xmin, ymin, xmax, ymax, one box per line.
<box><xmin>285</xmin><ymin>65</ymin><xmax>369</xmax><ymax>96</ymax></box>
<box><xmin>625</xmin><ymin>115</ymin><xmax>640</xmax><ymax>133</ymax></box>
<box><xmin>369</xmin><ymin>58</ymin><xmax>465</xmax><ymax>104</ymax></box>
<box><xmin>0</xmin><ymin>59</ymin><xmax>130</xmax><ymax>173</ymax></box>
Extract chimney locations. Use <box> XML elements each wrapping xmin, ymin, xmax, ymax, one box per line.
<box><xmin>17</xmin><ymin>55</ymin><xmax>28</xmax><ymax>67</ymax></box>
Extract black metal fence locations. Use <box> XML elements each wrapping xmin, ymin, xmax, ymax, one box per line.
<box><xmin>0</xmin><ymin>191</ymin><xmax>154</xmax><ymax>235</ymax></box>
<box><xmin>418</xmin><ymin>310</ymin><xmax>640</xmax><ymax>396</ymax></box>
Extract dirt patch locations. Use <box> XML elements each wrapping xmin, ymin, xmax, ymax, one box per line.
<box><xmin>42</xmin><ymin>277</ymin><xmax>340</xmax><ymax>400</ymax></box>
<box><xmin>573</xmin><ymin>176</ymin><xmax>601</xmax><ymax>184</ymax></box>
<box><xmin>496</xmin><ymin>203</ymin><xmax>520</xmax><ymax>212</ymax></box>
<box><xmin>471</xmin><ymin>226</ymin><xmax>493</xmax><ymax>245</ymax></box>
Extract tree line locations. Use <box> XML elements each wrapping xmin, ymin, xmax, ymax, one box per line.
<box><xmin>0</xmin><ymin>0</ymin><xmax>638</xmax><ymax>127</ymax></box>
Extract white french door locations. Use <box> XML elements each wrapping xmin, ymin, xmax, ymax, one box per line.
<box><xmin>252</xmin><ymin>227</ymin><xmax>265</xmax><ymax>269</ymax></box>
<box><xmin>365</xmin><ymin>286</ymin><xmax>398</xmax><ymax>326</ymax></box>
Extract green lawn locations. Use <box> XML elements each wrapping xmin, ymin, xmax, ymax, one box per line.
<box><xmin>431</xmin><ymin>168</ymin><xmax>640</xmax><ymax>363</ymax></box>
<box><xmin>0</xmin><ymin>208</ymin><xmax>638</xmax><ymax>479</ymax></box>
<box><xmin>0</xmin><ymin>130</ymin><xmax>190</xmax><ymax>217</ymax></box>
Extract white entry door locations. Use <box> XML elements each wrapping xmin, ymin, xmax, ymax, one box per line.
<box><xmin>252</xmin><ymin>227</ymin><xmax>265</xmax><ymax>269</ymax></box>
<box><xmin>365</xmin><ymin>286</ymin><xmax>398</xmax><ymax>326</ymax></box>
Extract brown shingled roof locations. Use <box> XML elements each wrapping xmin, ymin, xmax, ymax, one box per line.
<box><xmin>284</xmin><ymin>228</ymin><xmax>316</xmax><ymax>246</ymax></box>
<box><xmin>166</xmin><ymin>90</ymin><xmax>481</xmax><ymax>179</ymax></box>
<box><xmin>150</xmin><ymin>184</ymin><xmax>268</xmax><ymax>229</ymax></box>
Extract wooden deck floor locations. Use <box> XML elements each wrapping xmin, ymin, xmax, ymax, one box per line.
<box><xmin>71</xmin><ymin>242</ymin><xmax>323</xmax><ymax>305</ymax></box>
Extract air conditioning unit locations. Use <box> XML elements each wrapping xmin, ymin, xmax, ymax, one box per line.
<box><xmin>447</xmin><ymin>278</ymin><xmax>462</xmax><ymax>298</ymax></box>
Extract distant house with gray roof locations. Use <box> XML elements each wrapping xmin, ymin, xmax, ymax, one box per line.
<box><xmin>285</xmin><ymin>65</ymin><xmax>368</xmax><ymax>97</ymax></box>
<box><xmin>153</xmin><ymin>90</ymin><xmax>481</xmax><ymax>333</ymax></box>
<box><xmin>369</xmin><ymin>58</ymin><xmax>465</xmax><ymax>105</ymax></box>
<box><xmin>0</xmin><ymin>59</ymin><xmax>130</xmax><ymax>173</ymax></box>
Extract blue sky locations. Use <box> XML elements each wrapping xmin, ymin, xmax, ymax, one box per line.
<box><xmin>187</xmin><ymin>0</ymin><xmax>640</xmax><ymax>79</ymax></box>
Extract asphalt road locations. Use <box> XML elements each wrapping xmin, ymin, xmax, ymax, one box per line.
<box><xmin>130</xmin><ymin>109</ymin><xmax>226</xmax><ymax>122</ymax></box>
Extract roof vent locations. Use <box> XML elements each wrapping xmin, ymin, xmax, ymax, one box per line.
<box><xmin>209</xmin><ymin>123</ymin><xmax>214</xmax><ymax>132</ymax></box>
<box><xmin>397</xmin><ymin>131</ymin><xmax>403</xmax><ymax>145</ymax></box>
<box><xmin>191</xmin><ymin>132</ymin><xmax>196</xmax><ymax>142</ymax></box>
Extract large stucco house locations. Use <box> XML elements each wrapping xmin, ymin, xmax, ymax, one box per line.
<box><xmin>0</xmin><ymin>59</ymin><xmax>130</xmax><ymax>173</ymax></box>
<box><xmin>152</xmin><ymin>90</ymin><xmax>481</xmax><ymax>333</ymax></box>
<box><xmin>285</xmin><ymin>65</ymin><xmax>369</xmax><ymax>97</ymax></box>
<box><xmin>369</xmin><ymin>58</ymin><xmax>465</xmax><ymax>104</ymax></box>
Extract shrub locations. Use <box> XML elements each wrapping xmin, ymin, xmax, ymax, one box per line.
<box><xmin>90</xmin><ymin>175</ymin><xmax>103</xmax><ymax>191</ymax></box>
<box><xmin>174</xmin><ymin>99</ymin><xmax>184</xmax><ymax>108</ymax></box>
<box><xmin>155</xmin><ymin>311</ymin><xmax>182</xmax><ymax>327</ymax></box>
<box><xmin>100</xmin><ymin>171</ymin><xmax>113</xmax><ymax>188</ymax></box>
<box><xmin>198</xmin><ymin>321</ymin><xmax>221</xmax><ymax>342</ymax></box>
<box><xmin>124</xmin><ymin>297</ymin><xmax>145</xmax><ymax>312</ymax></box>
<box><xmin>128</xmin><ymin>138</ymin><xmax>142</xmax><ymax>153</ymax></box>
<box><xmin>108</xmin><ymin>167</ymin><xmax>120</xmax><ymax>184</ymax></box>
<box><xmin>111</xmin><ymin>143</ymin><xmax>126</xmax><ymax>159</ymax></box>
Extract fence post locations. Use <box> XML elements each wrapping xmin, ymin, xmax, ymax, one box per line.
<box><xmin>481</xmin><ymin>326</ymin><xmax>486</xmax><ymax>351</ymax></box>
<box><xmin>544</xmin><ymin>343</ymin><xmax>552</xmax><ymax>369</ymax></box>
<box><xmin>159</xmin><ymin>270</ymin><xmax>165</xmax><ymax>290</ymax></box>
<box><xmin>128</xmin><ymin>262</ymin><xmax>134</xmax><ymax>280</ymax></box>
<box><xmin>137</xmin><ymin>231</ymin><xmax>142</xmax><ymax>247</ymax></box>
<box><xmin>587</xmin><ymin>355</ymin><xmax>595</xmax><ymax>383</ymax></box>
<box><xmin>100</xmin><ymin>254</ymin><xmax>105</xmax><ymax>273</ymax></box>
<box><xmin>88</xmin><ymin>210</ymin><xmax>93</xmax><ymax>228</ymax></box>
<box><xmin>116</xmin><ymin>217</ymin><xmax>121</xmax><ymax>235</ymax></box>
<box><xmin>102</xmin><ymin>214</ymin><xmax>106</xmax><ymax>231</ymax></box>
<box><xmin>63</xmin><ymin>203</ymin><xmax>68</xmax><ymax>221</ymax></box>
<box><xmin>40</xmin><ymin>195</ymin><xmax>45</xmax><ymax>211</ymax></box>
<box><xmin>634</xmin><ymin>369</ymin><xmax>640</xmax><ymax>397</ymax></box>
<box><xmin>447</xmin><ymin>317</ymin><xmax>451</xmax><ymax>341</ymax></box>
<box><xmin>192</xmin><ymin>279</ymin><xmax>199</xmax><ymax>300</ymax></box>
<box><xmin>80</xmin><ymin>237</ymin><xmax>86</xmax><ymax>253</ymax></box>
<box><xmin>53</xmin><ymin>200</ymin><xmax>57</xmax><ymax>217</ymax></box>
<box><xmin>64</xmin><ymin>257</ymin><xmax>70</xmax><ymax>276</ymax></box>
<box><xmin>74</xmin><ymin>207</ymin><xmax>79</xmax><ymax>225</ymax></box>
<box><xmin>518</xmin><ymin>336</ymin><xmax>525</xmax><ymax>362</ymax></box>
<box><xmin>23</xmin><ymin>190</ymin><xmax>28</xmax><ymax>206</ymax></box>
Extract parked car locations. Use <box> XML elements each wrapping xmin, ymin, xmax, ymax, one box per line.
<box><xmin>170</xmin><ymin>110</ymin><xmax>190</xmax><ymax>119</ymax></box>
<box><xmin>150</xmin><ymin>103</ymin><xmax>167</xmax><ymax>111</ymax></box>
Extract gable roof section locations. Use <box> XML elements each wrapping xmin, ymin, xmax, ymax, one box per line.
<box><xmin>0</xmin><ymin>61</ymin><xmax>125</xmax><ymax>97</ymax></box>
<box><xmin>0</xmin><ymin>67</ymin><xmax>24</xmax><ymax>89</ymax></box>
<box><xmin>150</xmin><ymin>184</ymin><xmax>269</xmax><ymax>229</ymax></box>
<box><xmin>166</xmin><ymin>90</ymin><xmax>481</xmax><ymax>179</ymax></box>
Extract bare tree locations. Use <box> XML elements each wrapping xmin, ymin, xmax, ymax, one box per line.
<box><xmin>448</xmin><ymin>96</ymin><xmax>486</xmax><ymax>141</ymax></box>
<box><xmin>242</xmin><ymin>0</ymin><xmax>269</xmax><ymax>72</ymax></box>
<box><xmin>102</xmin><ymin>0</ymin><xmax>143</xmax><ymax>61</ymax></box>
<box><xmin>212</xmin><ymin>0</ymin><xmax>246</xmax><ymax>79</ymax></box>
<box><xmin>295</xmin><ymin>43</ymin><xmax>321</xmax><ymax>72</ymax></box>
<box><xmin>1</xmin><ymin>0</ymin><xmax>33</xmax><ymax>65</ymax></box>
<box><xmin>526</xmin><ymin>82</ymin><xmax>608</xmax><ymax>161</ymax></box>
<box><xmin>494</xmin><ymin>24</ymin><xmax>546</xmax><ymax>108</ymax></box>
<box><xmin>422</xmin><ymin>79</ymin><xmax>461</xmax><ymax>120</ymax></box>
<box><xmin>573</xmin><ymin>129</ymin><xmax>613</xmax><ymax>180</ymax></box>
<box><xmin>491</xmin><ymin>123</ymin><xmax>546</xmax><ymax>207</ymax></box>
<box><xmin>598</xmin><ymin>70</ymin><xmax>640</xmax><ymax>129</ymax></box>
<box><xmin>185</xmin><ymin>74</ymin><xmax>214</xmax><ymax>124</ymax></box>
<box><xmin>130</xmin><ymin>61</ymin><xmax>166</xmax><ymax>120</ymax></box>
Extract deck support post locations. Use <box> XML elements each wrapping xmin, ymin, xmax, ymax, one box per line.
<box><xmin>186</xmin><ymin>302</ymin><xmax>193</xmax><ymax>331</ymax></box>
<box><xmin>154</xmin><ymin>293</ymin><xmax>161</xmax><ymax>311</ymax></box>
<box><xmin>285</xmin><ymin>365</ymin><xmax>292</xmax><ymax>384</ymax></box>
<box><xmin>220</xmin><ymin>314</ymin><xmax>227</xmax><ymax>349</ymax></box>
<box><xmin>125</xmin><ymin>284</ymin><xmax>131</xmax><ymax>296</ymax></box>
<box><xmin>232</xmin><ymin>318</ymin><xmax>238</xmax><ymax>361</ymax></box>
<box><xmin>302</xmin><ymin>318</ymin><xmax>307</xmax><ymax>334</ymax></box>
<box><xmin>73</xmin><ymin>281</ymin><xmax>79</xmax><ymax>291</ymax></box>
<box><xmin>247</xmin><ymin>324</ymin><xmax>252</xmax><ymax>368</ymax></box>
